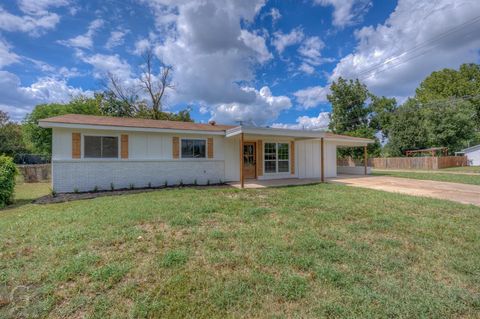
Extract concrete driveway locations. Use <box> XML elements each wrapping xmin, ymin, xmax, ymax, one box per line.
<box><xmin>328</xmin><ymin>175</ymin><xmax>480</xmax><ymax>207</ymax></box>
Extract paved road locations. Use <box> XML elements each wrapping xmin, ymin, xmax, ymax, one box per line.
<box><xmin>328</xmin><ymin>175</ymin><xmax>480</xmax><ymax>207</ymax></box>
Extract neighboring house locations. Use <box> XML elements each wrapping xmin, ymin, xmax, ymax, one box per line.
<box><xmin>460</xmin><ymin>144</ymin><xmax>480</xmax><ymax>166</ymax></box>
<box><xmin>39</xmin><ymin>114</ymin><xmax>373</xmax><ymax>193</ymax></box>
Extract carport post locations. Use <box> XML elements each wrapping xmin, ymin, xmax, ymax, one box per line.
<box><xmin>320</xmin><ymin>137</ymin><xmax>325</xmax><ymax>182</ymax></box>
<box><xmin>364</xmin><ymin>145</ymin><xmax>368</xmax><ymax>175</ymax></box>
<box><xmin>240</xmin><ymin>133</ymin><xmax>244</xmax><ymax>188</ymax></box>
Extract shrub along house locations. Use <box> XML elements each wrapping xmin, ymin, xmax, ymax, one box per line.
<box><xmin>39</xmin><ymin>114</ymin><xmax>373</xmax><ymax>193</ymax></box>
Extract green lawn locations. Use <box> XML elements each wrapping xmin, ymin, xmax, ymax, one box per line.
<box><xmin>373</xmin><ymin>170</ymin><xmax>480</xmax><ymax>185</ymax></box>
<box><xmin>441</xmin><ymin>166</ymin><xmax>480</xmax><ymax>174</ymax></box>
<box><xmin>1</xmin><ymin>183</ymin><xmax>479</xmax><ymax>318</ymax></box>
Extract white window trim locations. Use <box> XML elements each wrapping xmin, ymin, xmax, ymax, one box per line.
<box><xmin>263</xmin><ymin>141</ymin><xmax>290</xmax><ymax>174</ymax></box>
<box><xmin>180</xmin><ymin>138</ymin><xmax>208</xmax><ymax>159</ymax></box>
<box><xmin>82</xmin><ymin>133</ymin><xmax>120</xmax><ymax>160</ymax></box>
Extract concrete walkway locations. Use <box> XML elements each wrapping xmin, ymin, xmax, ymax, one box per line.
<box><xmin>328</xmin><ymin>175</ymin><xmax>480</xmax><ymax>207</ymax></box>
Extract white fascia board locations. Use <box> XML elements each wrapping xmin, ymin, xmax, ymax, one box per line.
<box><xmin>38</xmin><ymin>121</ymin><xmax>227</xmax><ymax>135</ymax></box>
<box><xmin>226</xmin><ymin>126</ymin><xmax>326</xmax><ymax>138</ymax></box>
<box><xmin>462</xmin><ymin>144</ymin><xmax>480</xmax><ymax>153</ymax></box>
<box><xmin>325</xmin><ymin>138</ymin><xmax>373</xmax><ymax>146</ymax></box>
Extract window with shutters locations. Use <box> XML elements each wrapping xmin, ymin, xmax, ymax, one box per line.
<box><xmin>181</xmin><ymin>139</ymin><xmax>206</xmax><ymax>158</ymax></box>
<box><xmin>84</xmin><ymin>136</ymin><xmax>119</xmax><ymax>158</ymax></box>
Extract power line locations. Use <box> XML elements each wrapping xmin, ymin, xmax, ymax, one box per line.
<box><xmin>354</xmin><ymin>13</ymin><xmax>480</xmax><ymax>79</ymax></box>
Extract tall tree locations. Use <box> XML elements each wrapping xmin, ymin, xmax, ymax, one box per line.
<box><xmin>327</xmin><ymin>78</ymin><xmax>381</xmax><ymax>157</ymax></box>
<box><xmin>415</xmin><ymin>63</ymin><xmax>480</xmax><ymax>130</ymax></box>
<box><xmin>328</xmin><ymin>77</ymin><xmax>369</xmax><ymax>133</ymax></box>
<box><xmin>105</xmin><ymin>49</ymin><xmax>175</xmax><ymax>120</ymax></box>
<box><xmin>368</xmin><ymin>95</ymin><xmax>397</xmax><ymax>140</ymax></box>
<box><xmin>386</xmin><ymin>98</ymin><xmax>428</xmax><ymax>156</ymax></box>
<box><xmin>423</xmin><ymin>99</ymin><xmax>476</xmax><ymax>152</ymax></box>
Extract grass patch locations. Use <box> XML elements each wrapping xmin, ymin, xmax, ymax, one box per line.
<box><xmin>372</xmin><ymin>170</ymin><xmax>480</xmax><ymax>185</ymax></box>
<box><xmin>159</xmin><ymin>250</ymin><xmax>189</xmax><ymax>268</ymax></box>
<box><xmin>0</xmin><ymin>182</ymin><xmax>479</xmax><ymax>317</ymax></box>
<box><xmin>441</xmin><ymin>166</ymin><xmax>480</xmax><ymax>173</ymax></box>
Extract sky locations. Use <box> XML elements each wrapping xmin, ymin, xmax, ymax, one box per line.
<box><xmin>0</xmin><ymin>0</ymin><xmax>479</xmax><ymax>129</ymax></box>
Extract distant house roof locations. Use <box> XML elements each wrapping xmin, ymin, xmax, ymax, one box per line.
<box><xmin>39</xmin><ymin>114</ymin><xmax>234</xmax><ymax>132</ymax></box>
<box><xmin>462</xmin><ymin>144</ymin><xmax>480</xmax><ymax>153</ymax></box>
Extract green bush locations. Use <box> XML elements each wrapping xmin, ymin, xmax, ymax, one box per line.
<box><xmin>0</xmin><ymin>155</ymin><xmax>18</xmax><ymax>208</ymax></box>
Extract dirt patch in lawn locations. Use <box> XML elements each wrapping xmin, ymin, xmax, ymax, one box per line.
<box><xmin>33</xmin><ymin>184</ymin><xmax>229</xmax><ymax>204</ymax></box>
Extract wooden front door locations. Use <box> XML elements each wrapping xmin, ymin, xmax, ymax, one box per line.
<box><xmin>243</xmin><ymin>142</ymin><xmax>256</xmax><ymax>179</ymax></box>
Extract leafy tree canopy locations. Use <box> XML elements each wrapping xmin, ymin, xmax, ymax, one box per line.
<box><xmin>23</xmin><ymin>96</ymin><xmax>102</xmax><ymax>155</ymax></box>
<box><xmin>327</xmin><ymin>77</ymin><xmax>387</xmax><ymax>158</ymax></box>
<box><xmin>415</xmin><ymin>63</ymin><xmax>480</xmax><ymax>129</ymax></box>
<box><xmin>0</xmin><ymin>110</ymin><xmax>29</xmax><ymax>157</ymax></box>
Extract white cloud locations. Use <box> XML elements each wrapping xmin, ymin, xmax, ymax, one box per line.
<box><xmin>269</xmin><ymin>8</ymin><xmax>281</xmax><ymax>22</ymax></box>
<box><xmin>58</xmin><ymin>18</ymin><xmax>104</xmax><ymax>49</ymax></box>
<box><xmin>147</xmin><ymin>0</ymin><xmax>282</xmax><ymax>117</ymax></box>
<box><xmin>272</xmin><ymin>27</ymin><xmax>304</xmax><ymax>54</ymax></box>
<box><xmin>299</xmin><ymin>63</ymin><xmax>315</xmax><ymax>75</ymax></box>
<box><xmin>0</xmin><ymin>39</ymin><xmax>20</xmax><ymax>68</ymax></box>
<box><xmin>272</xmin><ymin>112</ymin><xmax>330</xmax><ymax>130</ymax></box>
<box><xmin>133</xmin><ymin>38</ymin><xmax>151</xmax><ymax>55</ymax></box>
<box><xmin>105</xmin><ymin>29</ymin><xmax>128</xmax><ymax>49</ymax></box>
<box><xmin>294</xmin><ymin>85</ymin><xmax>330</xmax><ymax>109</ymax></box>
<box><xmin>298</xmin><ymin>36</ymin><xmax>325</xmax><ymax>66</ymax></box>
<box><xmin>0</xmin><ymin>7</ymin><xmax>60</xmax><ymax>36</ymax></box>
<box><xmin>18</xmin><ymin>0</ymin><xmax>69</xmax><ymax>16</ymax></box>
<box><xmin>79</xmin><ymin>53</ymin><xmax>132</xmax><ymax>80</ymax></box>
<box><xmin>313</xmin><ymin>0</ymin><xmax>371</xmax><ymax>27</ymax></box>
<box><xmin>239</xmin><ymin>30</ymin><xmax>272</xmax><ymax>63</ymax></box>
<box><xmin>331</xmin><ymin>0</ymin><xmax>480</xmax><ymax>99</ymax></box>
<box><xmin>0</xmin><ymin>71</ymin><xmax>92</xmax><ymax>120</ymax></box>
<box><xmin>209</xmin><ymin>86</ymin><xmax>292</xmax><ymax>125</ymax></box>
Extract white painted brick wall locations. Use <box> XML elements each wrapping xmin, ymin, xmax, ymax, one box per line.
<box><xmin>52</xmin><ymin>160</ymin><xmax>226</xmax><ymax>193</ymax></box>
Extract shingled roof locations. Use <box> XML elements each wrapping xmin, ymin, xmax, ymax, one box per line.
<box><xmin>40</xmin><ymin>114</ymin><xmax>235</xmax><ymax>132</ymax></box>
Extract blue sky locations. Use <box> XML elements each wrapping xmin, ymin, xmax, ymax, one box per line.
<box><xmin>0</xmin><ymin>0</ymin><xmax>479</xmax><ymax>127</ymax></box>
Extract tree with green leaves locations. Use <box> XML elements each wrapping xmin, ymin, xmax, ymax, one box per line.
<box><xmin>327</xmin><ymin>77</ymin><xmax>382</xmax><ymax>157</ymax></box>
<box><xmin>415</xmin><ymin>63</ymin><xmax>480</xmax><ymax>130</ymax></box>
<box><xmin>385</xmin><ymin>98</ymin><xmax>476</xmax><ymax>156</ymax></box>
<box><xmin>385</xmin><ymin>98</ymin><xmax>428</xmax><ymax>156</ymax></box>
<box><xmin>23</xmin><ymin>96</ymin><xmax>101</xmax><ymax>155</ymax></box>
<box><xmin>0</xmin><ymin>110</ymin><xmax>29</xmax><ymax>157</ymax></box>
<box><xmin>368</xmin><ymin>95</ymin><xmax>397</xmax><ymax>140</ymax></box>
<box><xmin>328</xmin><ymin>77</ymin><xmax>369</xmax><ymax>133</ymax></box>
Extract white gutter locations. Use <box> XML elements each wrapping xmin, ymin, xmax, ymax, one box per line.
<box><xmin>225</xmin><ymin>126</ymin><xmax>327</xmax><ymax>138</ymax></box>
<box><xmin>39</xmin><ymin>121</ymin><xmax>227</xmax><ymax>136</ymax></box>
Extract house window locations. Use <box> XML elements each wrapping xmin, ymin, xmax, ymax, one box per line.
<box><xmin>181</xmin><ymin>139</ymin><xmax>206</xmax><ymax>158</ymax></box>
<box><xmin>84</xmin><ymin>136</ymin><xmax>118</xmax><ymax>158</ymax></box>
<box><xmin>264</xmin><ymin>142</ymin><xmax>289</xmax><ymax>173</ymax></box>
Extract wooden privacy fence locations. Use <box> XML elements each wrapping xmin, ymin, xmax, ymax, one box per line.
<box><xmin>17</xmin><ymin>164</ymin><xmax>51</xmax><ymax>182</ymax></box>
<box><xmin>367</xmin><ymin>156</ymin><xmax>468</xmax><ymax>170</ymax></box>
<box><xmin>338</xmin><ymin>156</ymin><xmax>468</xmax><ymax>170</ymax></box>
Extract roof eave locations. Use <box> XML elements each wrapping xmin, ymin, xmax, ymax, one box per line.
<box><xmin>39</xmin><ymin>121</ymin><xmax>227</xmax><ymax>135</ymax></box>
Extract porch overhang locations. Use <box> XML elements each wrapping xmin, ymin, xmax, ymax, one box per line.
<box><xmin>225</xmin><ymin>126</ymin><xmax>374</xmax><ymax>146</ymax></box>
<box><xmin>229</xmin><ymin>126</ymin><xmax>374</xmax><ymax>188</ymax></box>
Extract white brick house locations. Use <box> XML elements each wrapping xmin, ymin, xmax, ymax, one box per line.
<box><xmin>39</xmin><ymin>114</ymin><xmax>373</xmax><ymax>193</ymax></box>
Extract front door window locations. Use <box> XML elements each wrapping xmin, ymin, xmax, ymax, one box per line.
<box><xmin>243</xmin><ymin>143</ymin><xmax>256</xmax><ymax>179</ymax></box>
